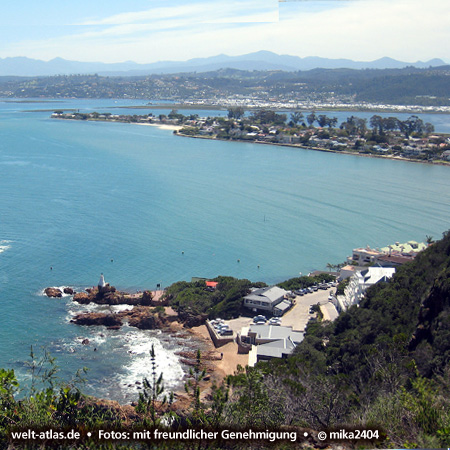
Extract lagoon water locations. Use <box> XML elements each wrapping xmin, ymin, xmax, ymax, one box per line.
<box><xmin>1</xmin><ymin>99</ymin><xmax>450</xmax><ymax>401</ymax></box>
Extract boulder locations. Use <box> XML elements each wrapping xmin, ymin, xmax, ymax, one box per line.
<box><xmin>71</xmin><ymin>313</ymin><xmax>123</xmax><ymax>328</ymax></box>
<box><xmin>64</xmin><ymin>287</ymin><xmax>75</xmax><ymax>295</ymax></box>
<box><xmin>44</xmin><ymin>287</ymin><xmax>62</xmax><ymax>298</ymax></box>
<box><xmin>73</xmin><ymin>292</ymin><xmax>91</xmax><ymax>304</ymax></box>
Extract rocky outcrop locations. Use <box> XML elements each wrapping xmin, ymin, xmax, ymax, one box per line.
<box><xmin>120</xmin><ymin>307</ymin><xmax>169</xmax><ymax>330</ymax></box>
<box><xmin>71</xmin><ymin>313</ymin><xmax>123</xmax><ymax>328</ymax></box>
<box><xmin>71</xmin><ymin>307</ymin><xmax>176</xmax><ymax>332</ymax></box>
<box><xmin>177</xmin><ymin>310</ymin><xmax>208</xmax><ymax>328</ymax></box>
<box><xmin>64</xmin><ymin>287</ymin><xmax>75</xmax><ymax>295</ymax></box>
<box><xmin>72</xmin><ymin>285</ymin><xmax>154</xmax><ymax>307</ymax></box>
<box><xmin>44</xmin><ymin>287</ymin><xmax>63</xmax><ymax>298</ymax></box>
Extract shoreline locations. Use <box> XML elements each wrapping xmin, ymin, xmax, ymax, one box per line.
<box><xmin>175</xmin><ymin>132</ymin><xmax>450</xmax><ymax>167</ymax></box>
<box><xmin>50</xmin><ymin>116</ymin><xmax>450</xmax><ymax>168</ymax></box>
<box><xmin>136</xmin><ymin>122</ymin><xmax>182</xmax><ymax>132</ymax></box>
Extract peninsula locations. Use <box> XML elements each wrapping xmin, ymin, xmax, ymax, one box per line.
<box><xmin>51</xmin><ymin>109</ymin><xmax>450</xmax><ymax>165</ymax></box>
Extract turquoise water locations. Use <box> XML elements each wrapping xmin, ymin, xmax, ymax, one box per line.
<box><xmin>1</xmin><ymin>99</ymin><xmax>450</xmax><ymax>401</ymax></box>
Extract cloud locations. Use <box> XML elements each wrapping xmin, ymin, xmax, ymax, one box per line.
<box><xmin>1</xmin><ymin>0</ymin><xmax>448</xmax><ymax>63</ymax></box>
<box><xmin>78</xmin><ymin>0</ymin><xmax>278</xmax><ymax>27</ymax></box>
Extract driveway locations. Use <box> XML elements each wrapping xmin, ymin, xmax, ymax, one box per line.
<box><xmin>281</xmin><ymin>288</ymin><xmax>337</xmax><ymax>331</ymax></box>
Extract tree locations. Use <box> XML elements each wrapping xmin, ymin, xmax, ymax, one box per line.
<box><xmin>136</xmin><ymin>344</ymin><xmax>166</xmax><ymax>427</ymax></box>
<box><xmin>250</xmin><ymin>109</ymin><xmax>286</xmax><ymax>125</ymax></box>
<box><xmin>306</xmin><ymin>112</ymin><xmax>316</xmax><ymax>127</ymax></box>
<box><xmin>184</xmin><ymin>350</ymin><xmax>208</xmax><ymax>425</ymax></box>
<box><xmin>317</xmin><ymin>114</ymin><xmax>329</xmax><ymax>128</ymax></box>
<box><xmin>370</xmin><ymin>115</ymin><xmax>384</xmax><ymax>135</ymax></box>
<box><xmin>290</xmin><ymin>111</ymin><xmax>304</xmax><ymax>125</ymax></box>
<box><xmin>227</xmin><ymin>365</ymin><xmax>284</xmax><ymax>428</ymax></box>
<box><xmin>227</xmin><ymin>107</ymin><xmax>245</xmax><ymax>120</ymax></box>
<box><xmin>328</xmin><ymin>117</ymin><xmax>338</xmax><ymax>128</ymax></box>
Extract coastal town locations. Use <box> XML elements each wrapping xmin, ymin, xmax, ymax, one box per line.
<box><xmin>44</xmin><ymin>237</ymin><xmax>430</xmax><ymax>377</ymax></box>
<box><xmin>51</xmin><ymin>109</ymin><xmax>450</xmax><ymax>164</ymax></box>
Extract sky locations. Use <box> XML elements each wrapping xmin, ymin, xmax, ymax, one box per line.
<box><xmin>0</xmin><ymin>0</ymin><xmax>449</xmax><ymax>64</ymax></box>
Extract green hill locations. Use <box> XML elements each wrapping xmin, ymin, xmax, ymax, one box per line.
<box><xmin>258</xmin><ymin>230</ymin><xmax>450</xmax><ymax>447</ymax></box>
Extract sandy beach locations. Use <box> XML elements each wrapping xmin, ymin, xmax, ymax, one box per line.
<box><xmin>136</xmin><ymin>122</ymin><xmax>182</xmax><ymax>132</ymax></box>
<box><xmin>189</xmin><ymin>325</ymin><xmax>249</xmax><ymax>380</ymax></box>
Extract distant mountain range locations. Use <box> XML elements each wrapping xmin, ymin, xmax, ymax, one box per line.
<box><xmin>0</xmin><ymin>51</ymin><xmax>447</xmax><ymax>77</ymax></box>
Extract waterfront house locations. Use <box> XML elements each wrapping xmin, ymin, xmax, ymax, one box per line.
<box><xmin>243</xmin><ymin>286</ymin><xmax>291</xmax><ymax>316</ymax></box>
<box><xmin>441</xmin><ymin>150</ymin><xmax>450</xmax><ymax>161</ymax></box>
<box><xmin>337</xmin><ymin>267</ymin><xmax>395</xmax><ymax>312</ymax></box>
<box><xmin>338</xmin><ymin>265</ymin><xmax>357</xmax><ymax>281</ymax></box>
<box><xmin>347</xmin><ymin>246</ymin><xmax>384</xmax><ymax>265</ymax></box>
<box><xmin>241</xmin><ymin>324</ymin><xmax>304</xmax><ymax>365</ymax></box>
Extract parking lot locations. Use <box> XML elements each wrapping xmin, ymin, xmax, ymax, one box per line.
<box><xmin>282</xmin><ymin>288</ymin><xmax>334</xmax><ymax>331</ymax></box>
<box><xmin>222</xmin><ymin>286</ymin><xmax>338</xmax><ymax>334</ymax></box>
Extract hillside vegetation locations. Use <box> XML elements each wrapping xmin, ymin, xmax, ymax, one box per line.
<box><xmin>257</xmin><ymin>230</ymin><xmax>450</xmax><ymax>447</ymax></box>
<box><xmin>1</xmin><ymin>233</ymin><xmax>450</xmax><ymax>448</ymax></box>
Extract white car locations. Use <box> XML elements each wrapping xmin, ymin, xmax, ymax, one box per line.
<box><xmin>269</xmin><ymin>317</ymin><xmax>282</xmax><ymax>326</ymax></box>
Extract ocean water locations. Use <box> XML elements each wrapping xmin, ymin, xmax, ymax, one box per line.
<box><xmin>1</xmin><ymin>98</ymin><xmax>450</xmax><ymax>402</ymax></box>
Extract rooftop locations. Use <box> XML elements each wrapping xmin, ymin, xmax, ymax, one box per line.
<box><xmin>248</xmin><ymin>324</ymin><xmax>304</xmax><ymax>344</ymax></box>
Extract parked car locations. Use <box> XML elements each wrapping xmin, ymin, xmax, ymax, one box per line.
<box><xmin>220</xmin><ymin>329</ymin><xmax>233</xmax><ymax>336</ymax></box>
<box><xmin>253</xmin><ymin>315</ymin><xmax>267</xmax><ymax>324</ymax></box>
<box><xmin>269</xmin><ymin>317</ymin><xmax>282</xmax><ymax>326</ymax></box>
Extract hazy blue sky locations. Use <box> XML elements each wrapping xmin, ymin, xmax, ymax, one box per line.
<box><xmin>1</xmin><ymin>0</ymin><xmax>448</xmax><ymax>63</ymax></box>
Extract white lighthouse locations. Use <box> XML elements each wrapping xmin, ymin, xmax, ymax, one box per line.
<box><xmin>98</xmin><ymin>273</ymin><xmax>106</xmax><ymax>292</ymax></box>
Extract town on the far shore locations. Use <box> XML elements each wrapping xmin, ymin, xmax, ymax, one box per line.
<box><xmin>51</xmin><ymin>109</ymin><xmax>450</xmax><ymax>164</ymax></box>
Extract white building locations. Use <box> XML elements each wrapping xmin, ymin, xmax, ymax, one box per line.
<box><xmin>337</xmin><ymin>267</ymin><xmax>395</xmax><ymax>312</ymax></box>
<box><xmin>347</xmin><ymin>246</ymin><xmax>384</xmax><ymax>265</ymax></box>
<box><xmin>240</xmin><ymin>324</ymin><xmax>304</xmax><ymax>365</ymax></box>
<box><xmin>243</xmin><ymin>286</ymin><xmax>291</xmax><ymax>316</ymax></box>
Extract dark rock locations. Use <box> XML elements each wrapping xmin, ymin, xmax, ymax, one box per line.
<box><xmin>64</xmin><ymin>287</ymin><xmax>74</xmax><ymax>295</ymax></box>
<box><xmin>73</xmin><ymin>292</ymin><xmax>91</xmax><ymax>304</ymax></box>
<box><xmin>71</xmin><ymin>313</ymin><xmax>123</xmax><ymax>328</ymax></box>
<box><xmin>81</xmin><ymin>338</ymin><xmax>90</xmax><ymax>345</ymax></box>
<box><xmin>45</xmin><ymin>287</ymin><xmax>62</xmax><ymax>298</ymax></box>
<box><xmin>120</xmin><ymin>306</ymin><xmax>168</xmax><ymax>330</ymax></box>
<box><xmin>178</xmin><ymin>311</ymin><xmax>208</xmax><ymax>328</ymax></box>
<box><xmin>141</xmin><ymin>290</ymin><xmax>153</xmax><ymax>305</ymax></box>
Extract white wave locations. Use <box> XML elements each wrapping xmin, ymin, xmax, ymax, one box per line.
<box><xmin>110</xmin><ymin>304</ymin><xmax>134</xmax><ymax>313</ymax></box>
<box><xmin>0</xmin><ymin>240</ymin><xmax>11</xmax><ymax>254</ymax></box>
<box><xmin>117</xmin><ymin>329</ymin><xmax>185</xmax><ymax>391</ymax></box>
